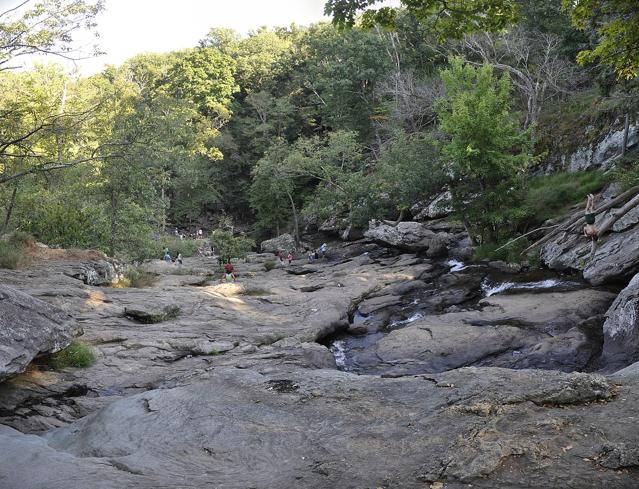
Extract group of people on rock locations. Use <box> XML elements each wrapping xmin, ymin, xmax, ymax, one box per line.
<box><xmin>276</xmin><ymin>250</ymin><xmax>294</xmax><ymax>265</ymax></box>
<box><xmin>162</xmin><ymin>248</ymin><xmax>183</xmax><ymax>265</ymax></box>
<box><xmin>308</xmin><ymin>243</ymin><xmax>328</xmax><ymax>263</ymax></box>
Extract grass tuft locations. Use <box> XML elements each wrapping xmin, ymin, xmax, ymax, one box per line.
<box><xmin>49</xmin><ymin>340</ymin><xmax>96</xmax><ymax>369</ymax></box>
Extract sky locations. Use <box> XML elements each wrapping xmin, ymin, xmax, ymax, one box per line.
<box><xmin>4</xmin><ymin>0</ymin><xmax>336</xmax><ymax>74</ymax></box>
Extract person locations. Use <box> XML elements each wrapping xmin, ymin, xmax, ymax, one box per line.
<box><xmin>198</xmin><ymin>228</ymin><xmax>203</xmax><ymax>237</ymax></box>
<box><xmin>176</xmin><ymin>253</ymin><xmax>183</xmax><ymax>265</ymax></box>
<box><xmin>308</xmin><ymin>251</ymin><xmax>314</xmax><ymax>263</ymax></box>
<box><xmin>223</xmin><ymin>261</ymin><xmax>236</xmax><ymax>282</ymax></box>
<box><xmin>584</xmin><ymin>194</ymin><xmax>598</xmax><ymax>238</ymax></box>
<box><xmin>163</xmin><ymin>251</ymin><xmax>172</xmax><ymax>263</ymax></box>
<box><xmin>318</xmin><ymin>243</ymin><xmax>328</xmax><ymax>259</ymax></box>
<box><xmin>277</xmin><ymin>250</ymin><xmax>284</xmax><ymax>263</ymax></box>
<box><xmin>287</xmin><ymin>251</ymin><xmax>293</xmax><ymax>265</ymax></box>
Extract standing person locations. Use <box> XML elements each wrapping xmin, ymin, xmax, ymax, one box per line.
<box><xmin>163</xmin><ymin>251</ymin><xmax>172</xmax><ymax>263</ymax></box>
<box><xmin>277</xmin><ymin>250</ymin><xmax>284</xmax><ymax>264</ymax></box>
<box><xmin>287</xmin><ymin>251</ymin><xmax>293</xmax><ymax>265</ymax></box>
<box><xmin>223</xmin><ymin>261</ymin><xmax>236</xmax><ymax>282</ymax></box>
<box><xmin>584</xmin><ymin>194</ymin><xmax>598</xmax><ymax>238</ymax></box>
<box><xmin>176</xmin><ymin>253</ymin><xmax>183</xmax><ymax>265</ymax></box>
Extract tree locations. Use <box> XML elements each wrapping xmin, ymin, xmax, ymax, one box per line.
<box><xmin>210</xmin><ymin>229</ymin><xmax>254</xmax><ymax>263</ymax></box>
<box><xmin>564</xmin><ymin>0</ymin><xmax>639</xmax><ymax>79</ymax></box>
<box><xmin>325</xmin><ymin>0</ymin><xmax>520</xmax><ymax>38</ymax></box>
<box><xmin>0</xmin><ymin>0</ymin><xmax>103</xmax><ymax>71</ymax></box>
<box><xmin>435</xmin><ymin>58</ymin><xmax>533</xmax><ymax>244</ymax></box>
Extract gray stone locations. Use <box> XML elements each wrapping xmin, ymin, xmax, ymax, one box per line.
<box><xmin>364</xmin><ymin>220</ymin><xmax>453</xmax><ymax>255</ymax></box>
<box><xmin>413</xmin><ymin>191</ymin><xmax>453</xmax><ymax>221</ymax></box>
<box><xmin>260</xmin><ymin>234</ymin><xmax>296</xmax><ymax>253</ymax></box>
<box><xmin>602</xmin><ymin>273</ymin><xmax>639</xmax><ymax>369</ymax></box>
<box><xmin>0</xmin><ymin>285</ymin><xmax>81</xmax><ymax>382</ymax></box>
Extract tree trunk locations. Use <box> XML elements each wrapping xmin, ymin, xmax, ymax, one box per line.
<box><xmin>286</xmin><ymin>191</ymin><xmax>300</xmax><ymax>245</ymax></box>
<box><xmin>622</xmin><ymin>113</ymin><xmax>630</xmax><ymax>157</ymax></box>
<box><xmin>1</xmin><ymin>184</ymin><xmax>18</xmax><ymax>234</ymax></box>
<box><xmin>596</xmin><ymin>192</ymin><xmax>639</xmax><ymax>237</ymax></box>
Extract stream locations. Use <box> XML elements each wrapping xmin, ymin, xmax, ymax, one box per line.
<box><xmin>327</xmin><ymin>259</ymin><xmax>586</xmax><ymax>375</ymax></box>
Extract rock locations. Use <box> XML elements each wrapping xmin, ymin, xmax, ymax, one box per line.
<box><xmin>65</xmin><ymin>260</ymin><xmax>117</xmax><ymax>286</ymax></box>
<box><xmin>0</xmin><ymin>366</ymin><xmax>627</xmax><ymax>488</ymax></box>
<box><xmin>364</xmin><ymin>220</ymin><xmax>453</xmax><ymax>256</ymax></box>
<box><xmin>488</xmin><ymin>260</ymin><xmax>522</xmax><ymax>274</ymax></box>
<box><xmin>188</xmin><ymin>340</ymin><xmax>235</xmax><ymax>356</ymax></box>
<box><xmin>340</xmin><ymin>225</ymin><xmax>364</xmax><ymax>241</ymax></box>
<box><xmin>413</xmin><ymin>191</ymin><xmax>453</xmax><ymax>221</ymax></box>
<box><xmin>541</xmin><ymin>208</ymin><xmax>639</xmax><ymax>285</ymax></box>
<box><xmin>0</xmin><ymin>285</ymin><xmax>81</xmax><ymax>382</ymax></box>
<box><xmin>601</xmin><ymin>273</ymin><xmax>639</xmax><ymax>370</ymax></box>
<box><xmin>124</xmin><ymin>305</ymin><xmax>181</xmax><ymax>324</ymax></box>
<box><xmin>260</xmin><ymin>234</ymin><xmax>296</xmax><ymax>253</ymax></box>
<box><xmin>375</xmin><ymin>289</ymin><xmax>616</xmax><ymax>374</ymax></box>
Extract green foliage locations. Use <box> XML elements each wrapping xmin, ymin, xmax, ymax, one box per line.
<box><xmin>435</xmin><ymin>58</ymin><xmax>534</xmax><ymax>244</ymax></box>
<box><xmin>522</xmin><ymin>170</ymin><xmax>607</xmax><ymax>223</ymax></box>
<box><xmin>113</xmin><ymin>268</ymin><xmax>159</xmax><ymax>288</ymax></box>
<box><xmin>0</xmin><ymin>240</ymin><xmax>26</xmax><ymax>269</ymax></box>
<box><xmin>49</xmin><ymin>340</ymin><xmax>96</xmax><ymax>369</ymax></box>
<box><xmin>473</xmin><ymin>239</ymin><xmax>531</xmax><ymax>263</ymax></box>
<box><xmin>326</xmin><ymin>0</ymin><xmax>520</xmax><ymax>38</ymax></box>
<box><xmin>158</xmin><ymin>236</ymin><xmax>200</xmax><ymax>258</ymax></box>
<box><xmin>565</xmin><ymin>0</ymin><xmax>639</xmax><ymax>79</ymax></box>
<box><xmin>263</xmin><ymin>259</ymin><xmax>276</xmax><ymax>271</ymax></box>
<box><xmin>210</xmin><ymin>229</ymin><xmax>254</xmax><ymax>262</ymax></box>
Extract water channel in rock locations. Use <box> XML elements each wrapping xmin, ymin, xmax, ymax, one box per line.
<box><xmin>325</xmin><ymin>259</ymin><xmax>587</xmax><ymax>375</ymax></box>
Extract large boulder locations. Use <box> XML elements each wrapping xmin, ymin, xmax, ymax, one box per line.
<box><xmin>0</xmin><ymin>285</ymin><xmax>81</xmax><ymax>382</ymax></box>
<box><xmin>541</xmin><ymin>206</ymin><xmax>639</xmax><ymax>285</ymax></box>
<box><xmin>65</xmin><ymin>260</ymin><xmax>117</xmax><ymax>286</ymax></box>
<box><xmin>364</xmin><ymin>220</ymin><xmax>453</xmax><ymax>256</ymax></box>
<box><xmin>602</xmin><ymin>273</ymin><xmax>639</xmax><ymax>370</ymax></box>
<box><xmin>259</xmin><ymin>234</ymin><xmax>296</xmax><ymax>253</ymax></box>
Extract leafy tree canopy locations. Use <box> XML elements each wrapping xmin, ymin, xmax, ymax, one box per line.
<box><xmin>325</xmin><ymin>0</ymin><xmax>520</xmax><ymax>38</ymax></box>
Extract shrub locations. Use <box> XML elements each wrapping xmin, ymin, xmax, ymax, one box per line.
<box><xmin>263</xmin><ymin>260</ymin><xmax>276</xmax><ymax>271</ymax></box>
<box><xmin>49</xmin><ymin>340</ymin><xmax>96</xmax><ymax>369</ymax></box>
<box><xmin>210</xmin><ymin>229</ymin><xmax>255</xmax><ymax>263</ymax></box>
<box><xmin>0</xmin><ymin>231</ymin><xmax>33</xmax><ymax>269</ymax></box>
<box><xmin>474</xmin><ymin>238</ymin><xmax>531</xmax><ymax>263</ymax></box>
<box><xmin>113</xmin><ymin>268</ymin><xmax>159</xmax><ymax>288</ymax></box>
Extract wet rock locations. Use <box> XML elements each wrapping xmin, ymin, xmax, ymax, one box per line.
<box><xmin>601</xmin><ymin>272</ymin><xmax>639</xmax><ymax>369</ymax></box>
<box><xmin>0</xmin><ymin>285</ymin><xmax>81</xmax><ymax>382</ymax></box>
<box><xmin>260</xmin><ymin>234</ymin><xmax>296</xmax><ymax>253</ymax></box>
<box><xmin>488</xmin><ymin>260</ymin><xmax>522</xmax><ymax>274</ymax></box>
<box><xmin>376</xmin><ymin>289</ymin><xmax>616</xmax><ymax>374</ymax></box>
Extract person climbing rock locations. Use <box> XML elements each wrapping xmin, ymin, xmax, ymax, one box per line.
<box><xmin>584</xmin><ymin>194</ymin><xmax>598</xmax><ymax>238</ymax></box>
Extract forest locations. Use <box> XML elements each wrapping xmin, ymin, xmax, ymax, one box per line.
<box><xmin>0</xmin><ymin>0</ymin><xmax>638</xmax><ymax>262</ymax></box>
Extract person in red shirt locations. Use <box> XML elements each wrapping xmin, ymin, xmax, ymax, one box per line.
<box><xmin>223</xmin><ymin>262</ymin><xmax>235</xmax><ymax>282</ymax></box>
<box><xmin>287</xmin><ymin>251</ymin><xmax>293</xmax><ymax>264</ymax></box>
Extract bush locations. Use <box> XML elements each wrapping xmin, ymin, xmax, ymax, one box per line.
<box><xmin>263</xmin><ymin>260</ymin><xmax>276</xmax><ymax>271</ymax></box>
<box><xmin>0</xmin><ymin>231</ymin><xmax>33</xmax><ymax>269</ymax></box>
<box><xmin>210</xmin><ymin>229</ymin><xmax>255</xmax><ymax>262</ymax></box>
<box><xmin>113</xmin><ymin>268</ymin><xmax>159</xmax><ymax>288</ymax></box>
<box><xmin>158</xmin><ymin>236</ymin><xmax>200</xmax><ymax>258</ymax></box>
<box><xmin>474</xmin><ymin>238</ymin><xmax>531</xmax><ymax>263</ymax></box>
<box><xmin>523</xmin><ymin>170</ymin><xmax>608</xmax><ymax>224</ymax></box>
<box><xmin>49</xmin><ymin>340</ymin><xmax>96</xmax><ymax>369</ymax></box>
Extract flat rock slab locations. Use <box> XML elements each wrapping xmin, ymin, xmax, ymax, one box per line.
<box><xmin>0</xmin><ymin>285</ymin><xmax>81</xmax><ymax>382</ymax></box>
<box><xmin>0</xmin><ymin>367</ymin><xmax>632</xmax><ymax>488</ymax></box>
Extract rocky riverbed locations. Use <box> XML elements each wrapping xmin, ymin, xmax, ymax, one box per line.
<box><xmin>1</xmin><ymin>242</ymin><xmax>639</xmax><ymax>488</ymax></box>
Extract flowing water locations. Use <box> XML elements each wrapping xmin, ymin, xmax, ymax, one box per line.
<box><xmin>326</xmin><ymin>259</ymin><xmax>587</xmax><ymax>375</ymax></box>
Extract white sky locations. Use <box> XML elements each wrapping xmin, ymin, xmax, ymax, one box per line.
<box><xmin>2</xmin><ymin>0</ymin><xmax>332</xmax><ymax>74</ymax></box>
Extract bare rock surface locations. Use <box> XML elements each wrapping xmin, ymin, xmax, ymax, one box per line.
<box><xmin>0</xmin><ymin>285</ymin><xmax>81</xmax><ymax>382</ymax></box>
<box><xmin>364</xmin><ymin>219</ymin><xmax>453</xmax><ymax>255</ymax></box>
<box><xmin>541</xmin><ymin>207</ymin><xmax>639</xmax><ymax>285</ymax></box>
<box><xmin>602</xmin><ymin>272</ymin><xmax>639</xmax><ymax>369</ymax></box>
<box><xmin>1</xmin><ymin>246</ymin><xmax>639</xmax><ymax>488</ymax></box>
